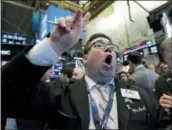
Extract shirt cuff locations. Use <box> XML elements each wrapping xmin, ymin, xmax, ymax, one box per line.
<box><xmin>26</xmin><ymin>38</ymin><xmax>61</xmax><ymax>66</ymax></box>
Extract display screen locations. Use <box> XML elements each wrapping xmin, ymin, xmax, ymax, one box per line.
<box><xmin>1</xmin><ymin>32</ymin><xmax>35</xmax><ymax>45</ymax></box>
<box><xmin>150</xmin><ymin>46</ymin><xmax>158</xmax><ymax>53</ymax></box>
<box><xmin>52</xmin><ymin>63</ymin><xmax>63</xmax><ymax>76</ymax></box>
<box><xmin>8</xmin><ymin>35</ymin><xmax>13</xmax><ymax>39</ymax></box>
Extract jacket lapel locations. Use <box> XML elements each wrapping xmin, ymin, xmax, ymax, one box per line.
<box><xmin>116</xmin><ymin>80</ymin><xmax>130</xmax><ymax>130</ymax></box>
<box><xmin>68</xmin><ymin>78</ymin><xmax>131</xmax><ymax>130</ymax></box>
<box><xmin>69</xmin><ymin>79</ymin><xmax>90</xmax><ymax>130</ymax></box>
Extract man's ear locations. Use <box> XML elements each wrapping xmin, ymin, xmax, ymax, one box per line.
<box><xmin>82</xmin><ymin>55</ymin><xmax>88</xmax><ymax>65</ymax></box>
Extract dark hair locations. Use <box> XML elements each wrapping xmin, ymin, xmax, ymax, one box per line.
<box><xmin>160</xmin><ymin>37</ymin><xmax>172</xmax><ymax>58</ymax></box>
<box><xmin>157</xmin><ymin>62</ymin><xmax>165</xmax><ymax>68</ymax></box>
<box><xmin>84</xmin><ymin>33</ymin><xmax>112</xmax><ymax>54</ymax></box>
<box><xmin>122</xmin><ymin>60</ymin><xmax>129</xmax><ymax>66</ymax></box>
<box><xmin>118</xmin><ymin>71</ymin><xmax>129</xmax><ymax>80</ymax></box>
<box><xmin>128</xmin><ymin>51</ymin><xmax>142</xmax><ymax>65</ymax></box>
<box><xmin>61</xmin><ymin>68</ymin><xmax>73</xmax><ymax>78</ymax></box>
<box><xmin>142</xmin><ymin>61</ymin><xmax>148</xmax><ymax>68</ymax></box>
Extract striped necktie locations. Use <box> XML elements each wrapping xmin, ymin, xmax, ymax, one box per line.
<box><xmin>95</xmin><ymin>84</ymin><xmax>115</xmax><ymax>129</ymax></box>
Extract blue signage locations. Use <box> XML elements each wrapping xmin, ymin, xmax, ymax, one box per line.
<box><xmin>40</xmin><ymin>11</ymin><xmax>48</xmax><ymax>39</ymax></box>
<box><xmin>46</xmin><ymin>5</ymin><xmax>84</xmax><ymax>39</ymax></box>
<box><xmin>32</xmin><ymin>11</ymin><xmax>40</xmax><ymax>33</ymax></box>
<box><xmin>47</xmin><ymin>5</ymin><xmax>73</xmax><ymax>34</ymax></box>
<box><xmin>35</xmin><ymin>6</ymin><xmax>84</xmax><ymax>41</ymax></box>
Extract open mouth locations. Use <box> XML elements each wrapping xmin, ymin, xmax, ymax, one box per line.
<box><xmin>104</xmin><ymin>55</ymin><xmax>112</xmax><ymax>65</ymax></box>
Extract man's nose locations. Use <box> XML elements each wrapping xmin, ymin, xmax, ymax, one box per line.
<box><xmin>104</xmin><ymin>47</ymin><xmax>112</xmax><ymax>53</ymax></box>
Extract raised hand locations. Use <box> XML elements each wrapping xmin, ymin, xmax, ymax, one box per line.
<box><xmin>49</xmin><ymin>9</ymin><xmax>90</xmax><ymax>53</ymax></box>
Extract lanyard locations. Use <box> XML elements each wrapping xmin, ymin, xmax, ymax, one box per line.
<box><xmin>90</xmin><ymin>87</ymin><xmax>114</xmax><ymax>129</ymax></box>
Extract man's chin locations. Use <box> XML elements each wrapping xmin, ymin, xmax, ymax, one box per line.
<box><xmin>100</xmin><ymin>69</ymin><xmax>114</xmax><ymax>78</ymax></box>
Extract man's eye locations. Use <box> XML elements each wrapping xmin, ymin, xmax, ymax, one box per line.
<box><xmin>95</xmin><ymin>43</ymin><xmax>104</xmax><ymax>47</ymax></box>
<box><xmin>96</xmin><ymin>45</ymin><xmax>102</xmax><ymax>47</ymax></box>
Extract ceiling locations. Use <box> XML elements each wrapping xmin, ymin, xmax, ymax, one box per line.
<box><xmin>135</xmin><ymin>1</ymin><xmax>168</xmax><ymax>11</ymax></box>
<box><xmin>3</xmin><ymin>0</ymin><xmax>116</xmax><ymax>20</ymax></box>
<box><xmin>2</xmin><ymin>0</ymin><xmax>170</xmax><ymax>21</ymax></box>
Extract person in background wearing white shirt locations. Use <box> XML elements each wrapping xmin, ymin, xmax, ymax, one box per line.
<box><xmin>2</xmin><ymin>9</ymin><xmax>167</xmax><ymax>130</ymax></box>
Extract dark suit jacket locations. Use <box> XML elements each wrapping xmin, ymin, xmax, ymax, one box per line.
<box><xmin>155</xmin><ymin>71</ymin><xmax>172</xmax><ymax>99</ymax></box>
<box><xmin>2</xmin><ymin>54</ymin><xmax>164</xmax><ymax>130</ymax></box>
<box><xmin>154</xmin><ymin>71</ymin><xmax>172</xmax><ymax>128</ymax></box>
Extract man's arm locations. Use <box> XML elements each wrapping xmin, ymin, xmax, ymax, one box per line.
<box><xmin>2</xmin><ymin>38</ymin><xmax>61</xmax><ymax>120</ymax></box>
<box><xmin>2</xmin><ymin>11</ymin><xmax>90</xmax><ymax>128</ymax></box>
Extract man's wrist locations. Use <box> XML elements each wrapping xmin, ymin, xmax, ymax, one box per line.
<box><xmin>49</xmin><ymin>38</ymin><xmax>65</xmax><ymax>55</ymax></box>
<box><xmin>26</xmin><ymin>38</ymin><xmax>63</xmax><ymax>66</ymax></box>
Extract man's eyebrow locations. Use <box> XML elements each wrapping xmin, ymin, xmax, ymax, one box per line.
<box><xmin>90</xmin><ymin>39</ymin><xmax>112</xmax><ymax>45</ymax></box>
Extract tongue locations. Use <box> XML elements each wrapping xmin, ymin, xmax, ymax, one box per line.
<box><xmin>105</xmin><ymin>55</ymin><xmax>112</xmax><ymax>64</ymax></box>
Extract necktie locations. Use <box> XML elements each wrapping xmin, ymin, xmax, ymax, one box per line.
<box><xmin>95</xmin><ymin>84</ymin><xmax>115</xmax><ymax>129</ymax></box>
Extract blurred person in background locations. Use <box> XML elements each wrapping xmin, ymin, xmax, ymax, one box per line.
<box><xmin>157</xmin><ymin>62</ymin><xmax>165</xmax><ymax>74</ymax></box>
<box><xmin>161</xmin><ymin>63</ymin><xmax>169</xmax><ymax>74</ymax></box>
<box><xmin>128</xmin><ymin>63</ymin><xmax>135</xmax><ymax>75</ymax></box>
<box><xmin>118</xmin><ymin>61</ymin><xmax>130</xmax><ymax>82</ymax></box>
<box><xmin>72</xmin><ymin>67</ymin><xmax>85</xmax><ymax>80</ymax></box>
<box><xmin>118</xmin><ymin>71</ymin><xmax>129</xmax><ymax>82</ymax></box>
<box><xmin>161</xmin><ymin>64</ymin><xmax>170</xmax><ymax>74</ymax></box>
<box><xmin>157</xmin><ymin>62</ymin><xmax>169</xmax><ymax>75</ymax></box>
<box><xmin>148</xmin><ymin>64</ymin><xmax>156</xmax><ymax>72</ymax></box>
<box><xmin>142</xmin><ymin>61</ymin><xmax>148</xmax><ymax>68</ymax></box>
<box><xmin>59</xmin><ymin>67</ymin><xmax>73</xmax><ymax>83</ymax></box>
<box><xmin>154</xmin><ymin>37</ymin><xmax>172</xmax><ymax>129</ymax></box>
<box><xmin>128</xmin><ymin>51</ymin><xmax>159</xmax><ymax>92</ymax></box>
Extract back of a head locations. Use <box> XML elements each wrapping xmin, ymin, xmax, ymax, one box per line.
<box><xmin>160</xmin><ymin>37</ymin><xmax>172</xmax><ymax>56</ymax></box>
<box><xmin>128</xmin><ymin>51</ymin><xmax>142</xmax><ymax>65</ymax></box>
<box><xmin>72</xmin><ymin>67</ymin><xmax>85</xmax><ymax>80</ymax></box>
<box><xmin>74</xmin><ymin>67</ymin><xmax>85</xmax><ymax>74</ymax></box>
<box><xmin>61</xmin><ymin>68</ymin><xmax>73</xmax><ymax>78</ymax></box>
<box><xmin>160</xmin><ymin>37</ymin><xmax>172</xmax><ymax>69</ymax></box>
<box><xmin>122</xmin><ymin>60</ymin><xmax>130</xmax><ymax>66</ymax></box>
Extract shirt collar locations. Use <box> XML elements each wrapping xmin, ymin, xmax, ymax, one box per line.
<box><xmin>135</xmin><ymin>64</ymin><xmax>144</xmax><ymax>70</ymax></box>
<box><xmin>85</xmin><ymin>75</ymin><xmax>115</xmax><ymax>91</ymax></box>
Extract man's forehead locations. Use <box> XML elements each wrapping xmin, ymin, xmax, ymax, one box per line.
<box><xmin>89</xmin><ymin>37</ymin><xmax>111</xmax><ymax>45</ymax></box>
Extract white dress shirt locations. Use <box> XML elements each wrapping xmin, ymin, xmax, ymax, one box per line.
<box><xmin>26</xmin><ymin>38</ymin><xmax>119</xmax><ymax>129</ymax></box>
<box><xmin>5</xmin><ymin>118</ymin><xmax>17</xmax><ymax>129</ymax></box>
<box><xmin>85</xmin><ymin>76</ymin><xmax>119</xmax><ymax>129</ymax></box>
